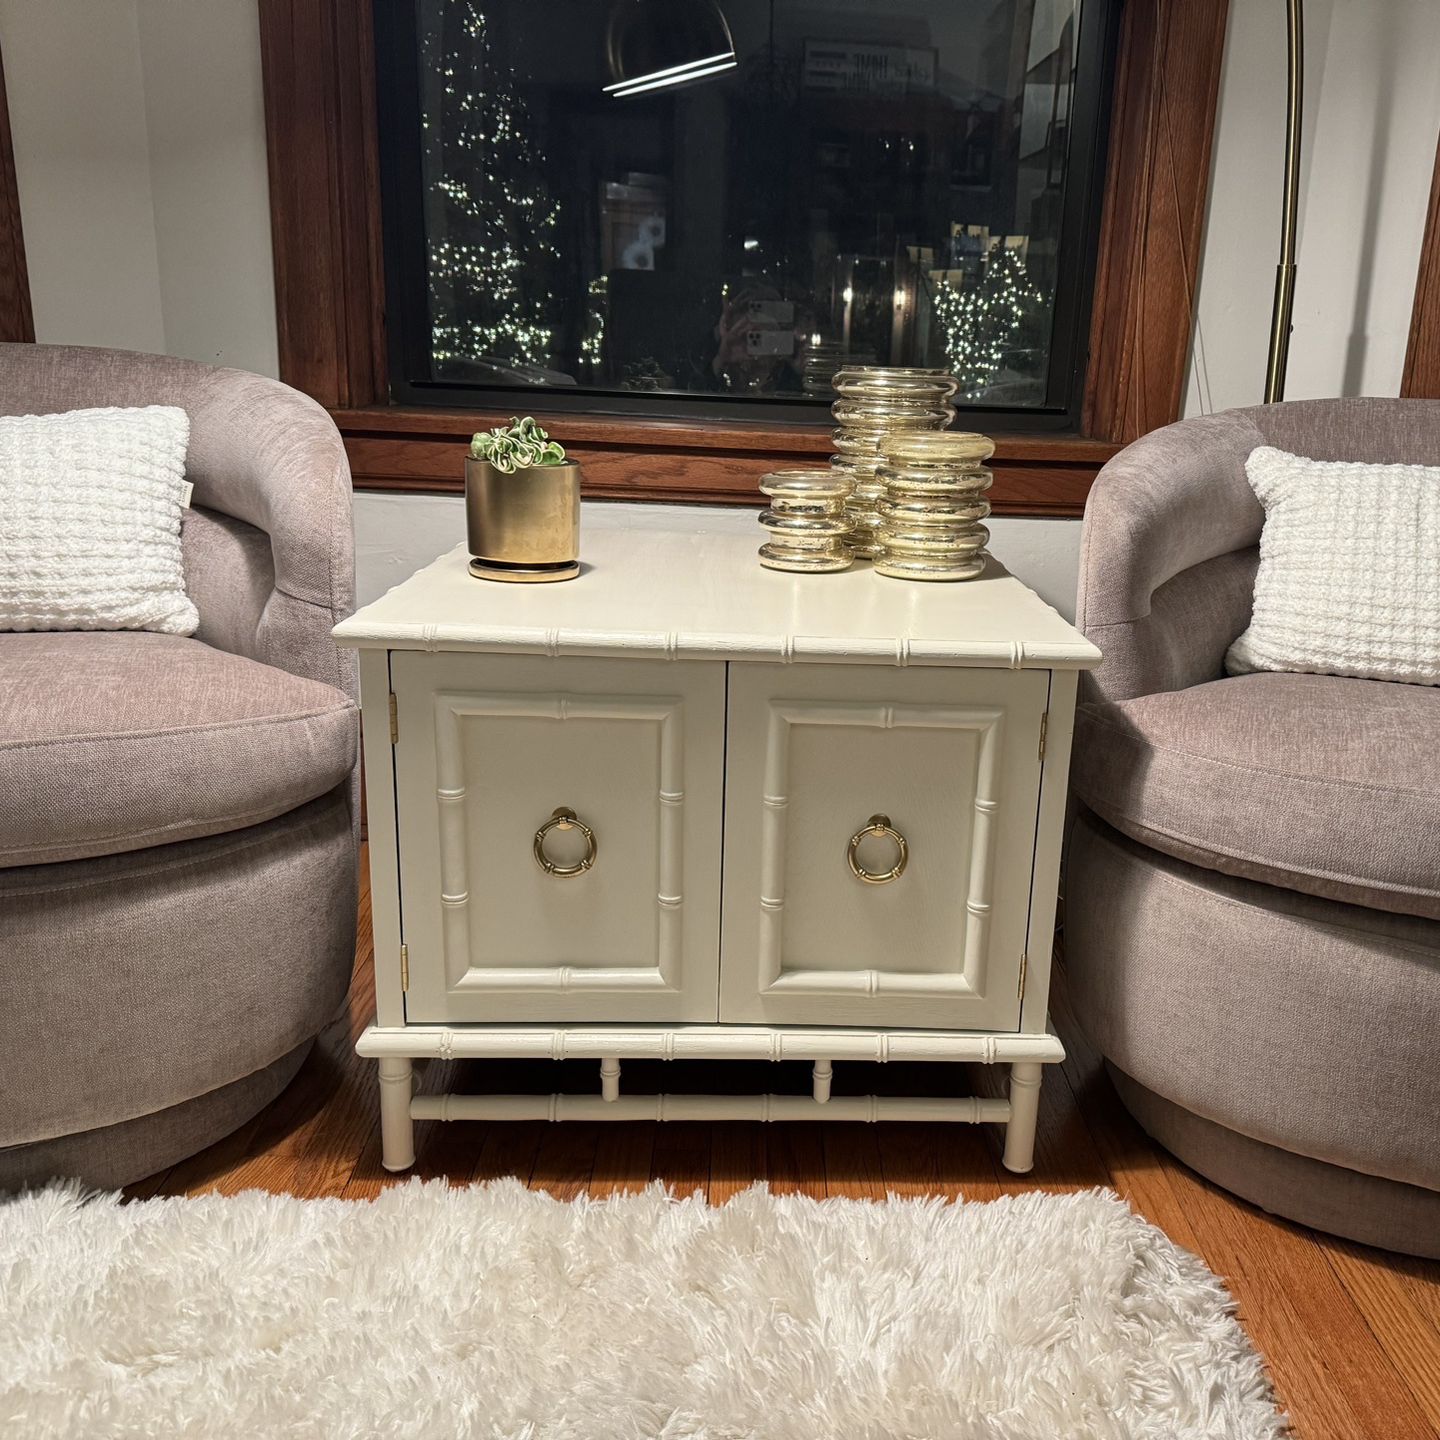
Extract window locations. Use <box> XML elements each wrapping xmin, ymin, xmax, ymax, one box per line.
<box><xmin>376</xmin><ymin>0</ymin><xmax>1117</xmax><ymax>426</ymax></box>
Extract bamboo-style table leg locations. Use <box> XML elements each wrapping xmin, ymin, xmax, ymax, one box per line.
<box><xmin>1001</xmin><ymin>1061</ymin><xmax>1042</xmax><ymax>1173</ymax></box>
<box><xmin>378</xmin><ymin>1057</ymin><xmax>416</xmax><ymax>1171</ymax></box>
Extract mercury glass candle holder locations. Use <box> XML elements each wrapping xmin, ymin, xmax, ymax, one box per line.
<box><xmin>830</xmin><ymin>366</ymin><xmax>958</xmax><ymax>558</ymax></box>
<box><xmin>874</xmin><ymin>431</ymin><xmax>995</xmax><ymax>581</ymax></box>
<box><xmin>757</xmin><ymin>469</ymin><xmax>855</xmax><ymax>573</ymax></box>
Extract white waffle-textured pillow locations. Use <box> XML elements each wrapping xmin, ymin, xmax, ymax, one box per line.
<box><xmin>1225</xmin><ymin>445</ymin><xmax>1440</xmax><ymax>686</ymax></box>
<box><xmin>0</xmin><ymin>405</ymin><xmax>197</xmax><ymax>635</ymax></box>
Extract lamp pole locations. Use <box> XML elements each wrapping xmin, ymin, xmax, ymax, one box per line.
<box><xmin>1264</xmin><ymin>0</ymin><xmax>1304</xmax><ymax>403</ymax></box>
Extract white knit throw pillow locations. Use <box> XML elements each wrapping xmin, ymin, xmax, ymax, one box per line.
<box><xmin>1225</xmin><ymin>445</ymin><xmax>1440</xmax><ymax>686</ymax></box>
<box><xmin>0</xmin><ymin>405</ymin><xmax>197</xmax><ymax>635</ymax></box>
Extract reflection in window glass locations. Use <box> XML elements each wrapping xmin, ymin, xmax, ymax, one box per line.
<box><xmin>415</xmin><ymin>0</ymin><xmax>1089</xmax><ymax>407</ymax></box>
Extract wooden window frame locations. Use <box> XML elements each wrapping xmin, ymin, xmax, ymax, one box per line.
<box><xmin>1402</xmin><ymin>132</ymin><xmax>1440</xmax><ymax>400</ymax></box>
<box><xmin>0</xmin><ymin>41</ymin><xmax>34</xmax><ymax>344</ymax></box>
<box><xmin>261</xmin><ymin>0</ymin><xmax>1228</xmax><ymax>515</ymax></box>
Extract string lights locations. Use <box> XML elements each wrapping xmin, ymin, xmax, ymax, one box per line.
<box><xmin>930</xmin><ymin>244</ymin><xmax>1044</xmax><ymax>400</ymax></box>
<box><xmin>579</xmin><ymin>276</ymin><xmax>608</xmax><ymax>379</ymax></box>
<box><xmin>422</xmin><ymin>1</ymin><xmax>561</xmax><ymax>369</ymax></box>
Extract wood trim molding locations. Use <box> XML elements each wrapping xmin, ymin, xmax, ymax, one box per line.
<box><xmin>258</xmin><ymin>0</ymin><xmax>385</xmax><ymax>407</ymax></box>
<box><xmin>335</xmin><ymin>407</ymin><xmax>1116</xmax><ymax>518</ymax></box>
<box><xmin>260</xmin><ymin>0</ymin><xmax>1228</xmax><ymax>510</ymax></box>
<box><xmin>0</xmin><ymin>40</ymin><xmax>34</xmax><ymax>344</ymax></box>
<box><xmin>1402</xmin><ymin>131</ymin><xmax>1440</xmax><ymax>399</ymax></box>
<box><xmin>1082</xmin><ymin>0</ymin><xmax>1229</xmax><ymax>443</ymax></box>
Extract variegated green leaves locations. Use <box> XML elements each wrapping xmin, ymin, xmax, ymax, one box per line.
<box><xmin>469</xmin><ymin>416</ymin><xmax>567</xmax><ymax>474</ymax></box>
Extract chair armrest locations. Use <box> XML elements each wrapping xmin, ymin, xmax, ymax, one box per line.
<box><xmin>0</xmin><ymin>344</ymin><xmax>357</xmax><ymax>700</ymax></box>
<box><xmin>182</xmin><ymin>368</ymin><xmax>356</xmax><ymax>698</ymax></box>
<box><xmin>1077</xmin><ymin>409</ymin><xmax>1266</xmax><ymax>704</ymax></box>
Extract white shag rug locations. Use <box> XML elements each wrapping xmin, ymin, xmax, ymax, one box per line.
<box><xmin>0</xmin><ymin>1181</ymin><xmax>1284</xmax><ymax>1439</ymax></box>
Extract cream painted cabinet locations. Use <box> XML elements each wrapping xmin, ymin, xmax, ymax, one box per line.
<box><xmin>336</xmin><ymin>510</ymin><xmax>1100</xmax><ymax>1177</ymax></box>
<box><xmin>391</xmin><ymin>652</ymin><xmax>724</xmax><ymax>1024</ymax></box>
<box><xmin>720</xmin><ymin>663</ymin><xmax>1048</xmax><ymax>1031</ymax></box>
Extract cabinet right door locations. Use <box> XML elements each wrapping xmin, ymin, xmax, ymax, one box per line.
<box><xmin>720</xmin><ymin>662</ymin><xmax>1048</xmax><ymax>1031</ymax></box>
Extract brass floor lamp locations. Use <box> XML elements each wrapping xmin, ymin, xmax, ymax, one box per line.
<box><xmin>1264</xmin><ymin>0</ymin><xmax>1304</xmax><ymax>402</ymax></box>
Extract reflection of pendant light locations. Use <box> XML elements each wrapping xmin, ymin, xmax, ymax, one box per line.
<box><xmin>604</xmin><ymin>0</ymin><xmax>736</xmax><ymax>99</ymax></box>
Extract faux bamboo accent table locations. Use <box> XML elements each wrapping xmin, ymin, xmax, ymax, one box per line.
<box><xmin>333</xmin><ymin>506</ymin><xmax>1100</xmax><ymax>1173</ymax></box>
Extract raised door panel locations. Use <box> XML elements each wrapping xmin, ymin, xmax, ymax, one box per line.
<box><xmin>392</xmin><ymin>652</ymin><xmax>724</xmax><ymax>1022</ymax></box>
<box><xmin>720</xmin><ymin>663</ymin><xmax>1047</xmax><ymax>1029</ymax></box>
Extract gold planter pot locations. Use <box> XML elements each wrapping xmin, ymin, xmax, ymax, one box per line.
<box><xmin>465</xmin><ymin>458</ymin><xmax>581</xmax><ymax>582</ymax></box>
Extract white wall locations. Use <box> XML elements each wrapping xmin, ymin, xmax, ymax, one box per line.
<box><xmin>134</xmin><ymin>0</ymin><xmax>279</xmax><ymax>375</ymax></box>
<box><xmin>1185</xmin><ymin>0</ymin><xmax>1440</xmax><ymax>414</ymax></box>
<box><xmin>0</xmin><ymin>0</ymin><xmax>277</xmax><ymax>374</ymax></box>
<box><xmin>0</xmin><ymin>0</ymin><xmax>165</xmax><ymax>352</ymax></box>
<box><xmin>4</xmin><ymin>0</ymin><xmax>1438</xmax><ymax>612</ymax></box>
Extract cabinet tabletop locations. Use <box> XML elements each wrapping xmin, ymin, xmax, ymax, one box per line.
<box><xmin>335</xmin><ymin>505</ymin><xmax>1100</xmax><ymax>670</ymax></box>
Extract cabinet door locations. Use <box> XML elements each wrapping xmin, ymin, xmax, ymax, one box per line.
<box><xmin>392</xmin><ymin>653</ymin><xmax>724</xmax><ymax>1023</ymax></box>
<box><xmin>720</xmin><ymin>663</ymin><xmax>1047</xmax><ymax>1030</ymax></box>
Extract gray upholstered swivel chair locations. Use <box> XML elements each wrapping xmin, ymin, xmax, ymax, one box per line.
<box><xmin>0</xmin><ymin>344</ymin><xmax>359</xmax><ymax>1190</ymax></box>
<box><xmin>1065</xmin><ymin>398</ymin><xmax>1440</xmax><ymax>1258</ymax></box>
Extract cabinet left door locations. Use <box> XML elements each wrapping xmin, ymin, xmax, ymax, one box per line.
<box><xmin>391</xmin><ymin>652</ymin><xmax>725</xmax><ymax>1023</ymax></box>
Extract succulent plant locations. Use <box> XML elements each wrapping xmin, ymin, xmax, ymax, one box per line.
<box><xmin>469</xmin><ymin>416</ymin><xmax>567</xmax><ymax>475</ymax></box>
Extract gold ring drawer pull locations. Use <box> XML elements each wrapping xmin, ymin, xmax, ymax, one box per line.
<box><xmin>533</xmin><ymin>807</ymin><xmax>597</xmax><ymax>877</ymax></box>
<box><xmin>847</xmin><ymin>814</ymin><xmax>909</xmax><ymax>885</ymax></box>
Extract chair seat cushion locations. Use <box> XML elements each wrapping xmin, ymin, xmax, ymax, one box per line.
<box><xmin>0</xmin><ymin>631</ymin><xmax>356</xmax><ymax>866</ymax></box>
<box><xmin>1071</xmin><ymin>671</ymin><xmax>1440</xmax><ymax>918</ymax></box>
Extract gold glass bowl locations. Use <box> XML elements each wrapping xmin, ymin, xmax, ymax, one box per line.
<box><xmin>875</xmin><ymin>431</ymin><xmax>995</xmax><ymax>582</ymax></box>
<box><xmin>757</xmin><ymin>469</ymin><xmax>854</xmax><ymax>573</ymax></box>
<box><xmin>830</xmin><ymin>367</ymin><xmax>958</xmax><ymax>558</ymax></box>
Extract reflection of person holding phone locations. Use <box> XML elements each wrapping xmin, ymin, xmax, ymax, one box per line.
<box><xmin>712</xmin><ymin>283</ymin><xmax>811</xmax><ymax>393</ymax></box>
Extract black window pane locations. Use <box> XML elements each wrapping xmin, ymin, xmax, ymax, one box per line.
<box><xmin>396</xmin><ymin>0</ymin><xmax>1109</xmax><ymax>416</ymax></box>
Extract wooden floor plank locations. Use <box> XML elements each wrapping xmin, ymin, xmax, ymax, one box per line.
<box><xmin>874</xmin><ymin>1122</ymin><xmax>943</xmax><ymax>1199</ymax></box>
<box><xmin>649</xmin><ymin>1123</ymin><xmax>711</xmax><ymax>1200</ymax></box>
<box><xmin>339</xmin><ymin>1124</ymin><xmax>392</xmax><ymax>1201</ymax></box>
<box><xmin>530</xmin><ymin>1122</ymin><xmax>600</xmax><ymax>1201</ymax></box>
<box><xmin>931</xmin><ymin>1125</ymin><xmax>1005</xmax><ymax>1204</ymax></box>
<box><xmin>766</xmin><ymin>1124</ymin><xmax>826</xmax><ymax>1197</ymax></box>
<box><xmin>1325</xmin><ymin>1244</ymin><xmax>1440</xmax><ymax>1432</ymax></box>
<box><xmin>1167</xmin><ymin>1160</ymin><xmax>1431</xmax><ymax>1440</ymax></box>
<box><xmin>822</xmin><ymin>1124</ymin><xmax>886</xmax><ymax>1201</ymax></box>
<box><xmin>588</xmin><ymin>1123</ymin><xmax>657</xmax><ymax>1198</ymax></box>
<box><xmin>470</xmin><ymin>1124</ymin><xmax>543</xmax><ymax>1188</ymax></box>
<box><xmin>975</xmin><ymin>1059</ymin><xmax>1113</xmax><ymax>1199</ymax></box>
<box><xmin>709</xmin><ymin>1122</ymin><xmax>767</xmax><ymax>1205</ymax></box>
<box><xmin>1351</xmin><ymin>1245</ymin><xmax>1440</xmax><ymax>1341</ymax></box>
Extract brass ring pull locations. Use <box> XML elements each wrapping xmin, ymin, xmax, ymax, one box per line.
<box><xmin>847</xmin><ymin>814</ymin><xmax>908</xmax><ymax>885</ymax></box>
<box><xmin>533</xmin><ymin>807</ymin><xmax>597</xmax><ymax>877</ymax></box>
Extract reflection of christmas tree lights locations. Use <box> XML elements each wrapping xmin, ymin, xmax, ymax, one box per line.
<box><xmin>579</xmin><ymin>276</ymin><xmax>608</xmax><ymax>379</ymax></box>
<box><xmin>422</xmin><ymin>1</ymin><xmax>560</xmax><ymax>368</ymax></box>
<box><xmin>931</xmin><ymin>245</ymin><xmax>1043</xmax><ymax>400</ymax></box>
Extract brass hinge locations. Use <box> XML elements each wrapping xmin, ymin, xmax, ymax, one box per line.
<box><xmin>1018</xmin><ymin>949</ymin><xmax>1029</xmax><ymax>1000</ymax></box>
<box><xmin>1038</xmin><ymin>711</ymin><xmax>1049</xmax><ymax>763</ymax></box>
<box><xmin>388</xmin><ymin>693</ymin><xmax>399</xmax><ymax>745</ymax></box>
<box><xmin>400</xmin><ymin>943</ymin><xmax>409</xmax><ymax>992</ymax></box>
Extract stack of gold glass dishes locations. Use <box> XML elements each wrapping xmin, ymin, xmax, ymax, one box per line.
<box><xmin>830</xmin><ymin>367</ymin><xmax>958</xmax><ymax>558</ymax></box>
<box><xmin>757</xmin><ymin>468</ymin><xmax>854</xmax><ymax>573</ymax></box>
<box><xmin>874</xmin><ymin>431</ymin><xmax>994</xmax><ymax>581</ymax></box>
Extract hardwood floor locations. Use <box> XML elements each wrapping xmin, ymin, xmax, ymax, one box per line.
<box><xmin>126</xmin><ymin>853</ymin><xmax>1440</xmax><ymax>1438</ymax></box>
